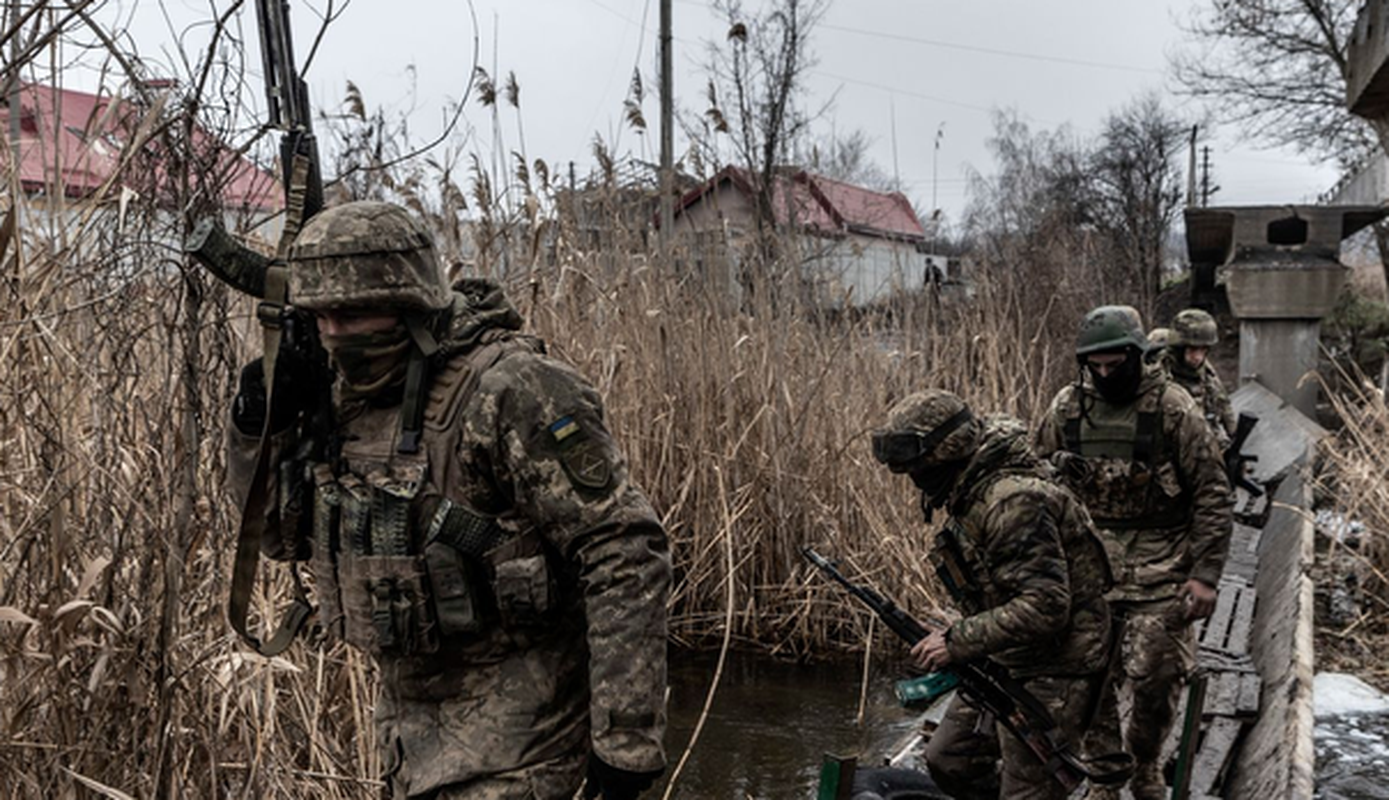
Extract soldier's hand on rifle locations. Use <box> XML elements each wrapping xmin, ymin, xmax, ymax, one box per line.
<box><xmin>232</xmin><ymin>353</ymin><xmax>310</xmax><ymax>436</ymax></box>
<box><xmin>1179</xmin><ymin>578</ymin><xmax>1218</xmax><ymax>622</ymax></box>
<box><xmin>910</xmin><ymin>629</ymin><xmax>954</xmax><ymax>672</ymax></box>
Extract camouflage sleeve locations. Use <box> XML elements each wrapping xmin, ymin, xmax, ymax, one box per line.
<box><xmin>1031</xmin><ymin>388</ymin><xmax>1070</xmax><ymax>459</ymax></box>
<box><xmin>481</xmin><ymin>351</ymin><xmax>671</xmax><ymax>774</ymax></box>
<box><xmin>1165</xmin><ymin>387</ymin><xmax>1234</xmax><ymax>588</ymax></box>
<box><xmin>946</xmin><ymin>489</ymin><xmax>1071</xmax><ymax>662</ymax></box>
<box><xmin>1207</xmin><ymin>367</ymin><xmax>1237</xmax><ymax>438</ymax></box>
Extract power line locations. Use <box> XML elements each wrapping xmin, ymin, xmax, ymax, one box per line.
<box><xmin>811</xmin><ymin>70</ymin><xmax>996</xmax><ymax>115</ymax></box>
<box><xmin>818</xmin><ymin>23</ymin><xmax>1164</xmax><ymax>75</ymax></box>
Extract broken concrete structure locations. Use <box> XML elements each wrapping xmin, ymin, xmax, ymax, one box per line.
<box><xmin>1183</xmin><ymin>205</ymin><xmax>1385</xmax><ymax>417</ymax></box>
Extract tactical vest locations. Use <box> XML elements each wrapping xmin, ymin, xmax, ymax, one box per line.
<box><xmin>311</xmin><ymin>335</ymin><xmax>560</xmax><ymax>657</ymax></box>
<box><xmin>1057</xmin><ymin>385</ymin><xmax>1190</xmax><ymax>531</ymax></box>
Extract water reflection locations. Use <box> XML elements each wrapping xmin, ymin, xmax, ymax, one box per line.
<box><xmin>656</xmin><ymin>649</ymin><xmax>924</xmax><ymax>799</ymax></box>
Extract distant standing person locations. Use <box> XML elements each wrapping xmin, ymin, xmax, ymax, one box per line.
<box><xmin>1034</xmin><ymin>306</ymin><xmax>1233</xmax><ymax>800</ymax></box>
<box><xmin>228</xmin><ymin>201</ymin><xmax>671</xmax><ymax>799</ymax></box>
<box><xmin>873</xmin><ymin>390</ymin><xmax>1115</xmax><ymax>800</ymax></box>
<box><xmin>1161</xmin><ymin>308</ymin><xmax>1236</xmax><ymax>446</ymax></box>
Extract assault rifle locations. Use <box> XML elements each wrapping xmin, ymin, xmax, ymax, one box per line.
<box><xmin>1224</xmin><ymin>413</ymin><xmax>1262</xmax><ymax>497</ymax></box>
<box><xmin>186</xmin><ymin>0</ymin><xmax>329</xmax><ymax>656</ymax></box>
<box><xmin>802</xmin><ymin>548</ymin><xmax>1132</xmax><ymax>793</ymax></box>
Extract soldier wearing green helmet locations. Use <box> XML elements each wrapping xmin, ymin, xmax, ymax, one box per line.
<box><xmin>228</xmin><ymin>201</ymin><xmax>671</xmax><ymax>800</ymax></box>
<box><xmin>1161</xmin><ymin>308</ymin><xmax>1236</xmax><ymax>446</ymax></box>
<box><xmin>1034</xmin><ymin>306</ymin><xmax>1232</xmax><ymax>800</ymax></box>
<box><xmin>873</xmin><ymin>390</ymin><xmax>1115</xmax><ymax>800</ymax></box>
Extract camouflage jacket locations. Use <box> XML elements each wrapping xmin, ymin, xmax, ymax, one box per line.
<box><xmin>1034</xmin><ymin>366</ymin><xmax>1232</xmax><ymax>602</ymax></box>
<box><xmin>936</xmin><ymin>417</ymin><xmax>1114</xmax><ymax>678</ymax></box>
<box><xmin>229</xmin><ymin>279</ymin><xmax>670</xmax><ymax>795</ymax></box>
<box><xmin>1162</xmin><ymin>353</ymin><xmax>1236</xmax><ymax>447</ymax></box>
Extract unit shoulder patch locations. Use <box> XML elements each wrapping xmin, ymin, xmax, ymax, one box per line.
<box><xmin>547</xmin><ymin>415</ymin><xmax>613</xmax><ymax>491</ymax></box>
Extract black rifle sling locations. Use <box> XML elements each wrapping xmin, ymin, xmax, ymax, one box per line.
<box><xmin>228</xmin><ymin>154</ymin><xmax>315</xmax><ymax>656</ymax></box>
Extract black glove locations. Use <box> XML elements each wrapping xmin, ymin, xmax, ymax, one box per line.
<box><xmin>232</xmin><ymin>355</ymin><xmax>307</xmax><ymax>436</ymax></box>
<box><xmin>583</xmin><ymin>757</ymin><xmax>663</xmax><ymax>800</ymax></box>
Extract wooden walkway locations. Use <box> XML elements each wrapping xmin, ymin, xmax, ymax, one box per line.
<box><xmin>1167</xmin><ymin>487</ymin><xmax>1267</xmax><ymax>799</ymax></box>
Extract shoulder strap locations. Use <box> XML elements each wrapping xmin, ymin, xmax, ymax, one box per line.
<box><xmin>227</xmin><ymin>154</ymin><xmax>315</xmax><ymax>656</ymax></box>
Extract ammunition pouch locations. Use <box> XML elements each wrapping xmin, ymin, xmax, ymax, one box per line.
<box><xmin>488</xmin><ymin>534</ymin><xmax>556</xmax><ymax>628</ymax></box>
<box><xmin>312</xmin><ymin>453</ymin><xmax>557</xmax><ymax>655</ymax></box>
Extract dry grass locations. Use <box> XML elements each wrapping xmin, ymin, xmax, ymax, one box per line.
<box><xmin>1316</xmin><ymin>366</ymin><xmax>1389</xmax><ymax>689</ymax></box>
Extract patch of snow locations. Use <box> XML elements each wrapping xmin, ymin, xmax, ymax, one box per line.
<box><xmin>1316</xmin><ymin>673</ymin><xmax>1389</xmax><ymax>719</ymax></box>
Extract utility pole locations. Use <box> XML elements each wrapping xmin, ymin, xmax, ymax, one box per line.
<box><xmin>1186</xmin><ymin>125</ymin><xmax>1198</xmax><ymax>207</ymax></box>
<box><xmin>658</xmin><ymin>0</ymin><xmax>674</xmax><ymax>255</ymax></box>
<box><xmin>1200</xmin><ymin>146</ymin><xmax>1220</xmax><ymax>207</ymax></box>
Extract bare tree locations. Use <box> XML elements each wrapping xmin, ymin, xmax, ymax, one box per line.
<box><xmin>1172</xmin><ymin>0</ymin><xmax>1374</xmax><ymax>165</ymax></box>
<box><xmin>809</xmin><ymin>128</ymin><xmax>899</xmax><ymax>191</ymax></box>
<box><xmin>1174</xmin><ymin>0</ymin><xmax>1389</xmax><ymax>291</ymax></box>
<box><xmin>1088</xmin><ymin>93</ymin><xmax>1188</xmax><ymax>321</ymax></box>
<box><xmin>702</xmin><ymin>0</ymin><xmax>830</xmax><ymax>250</ymax></box>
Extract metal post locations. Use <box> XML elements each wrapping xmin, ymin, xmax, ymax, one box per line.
<box><xmin>659</xmin><ymin>0</ymin><xmax>674</xmax><ymax>255</ymax></box>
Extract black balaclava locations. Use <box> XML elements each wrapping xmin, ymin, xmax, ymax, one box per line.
<box><xmin>908</xmin><ymin>460</ymin><xmax>966</xmax><ymax>521</ymax></box>
<box><xmin>1089</xmin><ymin>347</ymin><xmax>1143</xmax><ymax>404</ymax></box>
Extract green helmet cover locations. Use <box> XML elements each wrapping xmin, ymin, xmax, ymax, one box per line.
<box><xmin>1170</xmin><ymin>308</ymin><xmax>1218</xmax><ymax>347</ymax></box>
<box><xmin>1076</xmin><ymin>305</ymin><xmax>1147</xmax><ymax>357</ymax></box>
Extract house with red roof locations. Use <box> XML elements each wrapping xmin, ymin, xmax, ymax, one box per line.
<box><xmin>0</xmin><ymin>82</ymin><xmax>280</xmax><ymax>220</ymax></box>
<box><xmin>671</xmin><ymin>165</ymin><xmax>941</xmax><ymax>305</ymax></box>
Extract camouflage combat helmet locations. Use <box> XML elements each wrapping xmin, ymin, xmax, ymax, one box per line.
<box><xmin>1169</xmin><ymin>308</ymin><xmax>1218</xmax><ymax>348</ymax></box>
<box><xmin>1075</xmin><ymin>305</ymin><xmax>1147</xmax><ymax>357</ymax></box>
<box><xmin>1147</xmin><ymin>327</ymin><xmax>1170</xmax><ymax>349</ymax></box>
<box><xmin>288</xmin><ymin>201</ymin><xmax>451</xmax><ymax>312</ymax></box>
<box><xmin>873</xmin><ymin>389</ymin><xmax>980</xmax><ymax>471</ymax></box>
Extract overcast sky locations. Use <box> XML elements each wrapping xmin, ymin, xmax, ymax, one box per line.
<box><xmin>80</xmin><ymin>0</ymin><xmax>1342</xmax><ymax>226</ymax></box>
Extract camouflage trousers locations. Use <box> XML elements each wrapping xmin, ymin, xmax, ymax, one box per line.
<box><xmin>1083</xmin><ymin>597</ymin><xmax>1196</xmax><ymax>799</ymax></box>
<box><xmin>924</xmin><ymin>673</ymin><xmax>1099</xmax><ymax>800</ymax></box>
<box><xmin>389</xmin><ymin>750</ymin><xmax>587</xmax><ymax>800</ymax></box>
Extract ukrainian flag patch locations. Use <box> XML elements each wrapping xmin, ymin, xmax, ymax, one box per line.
<box><xmin>549</xmin><ymin>416</ymin><xmax>581</xmax><ymax>443</ymax></box>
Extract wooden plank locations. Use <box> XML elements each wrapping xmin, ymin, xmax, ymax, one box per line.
<box><xmin>1200</xmin><ymin>585</ymin><xmax>1238</xmax><ymax>650</ymax></box>
<box><xmin>1226</xmin><ymin>585</ymin><xmax>1258</xmax><ymax>657</ymax></box>
<box><xmin>1195</xmin><ymin>649</ymin><xmax>1257</xmax><ymax>674</ymax></box>
<box><xmin>1190</xmin><ymin>717</ymin><xmax>1243</xmax><ymax>796</ymax></box>
<box><xmin>1203</xmin><ymin>672</ymin><xmax>1240</xmax><ymax>718</ymax></box>
<box><xmin>1236</xmin><ymin>673</ymin><xmax>1263</xmax><ymax>719</ymax></box>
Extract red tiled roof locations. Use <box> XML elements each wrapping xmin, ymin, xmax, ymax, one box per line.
<box><xmin>0</xmin><ymin>83</ymin><xmax>280</xmax><ymax>212</ymax></box>
<box><xmin>673</xmin><ymin>165</ymin><xmax>925</xmax><ymax>241</ymax></box>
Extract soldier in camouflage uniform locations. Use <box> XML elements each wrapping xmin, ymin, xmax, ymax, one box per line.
<box><xmin>1034</xmin><ymin>306</ymin><xmax>1233</xmax><ymax>800</ymax></box>
<box><xmin>873</xmin><ymin>390</ymin><xmax>1114</xmax><ymax>800</ymax></box>
<box><xmin>228</xmin><ymin>201</ymin><xmax>671</xmax><ymax>800</ymax></box>
<box><xmin>1143</xmin><ymin>328</ymin><xmax>1169</xmax><ymax>366</ymax></box>
<box><xmin>1160</xmin><ymin>309</ymin><xmax>1236</xmax><ymax>447</ymax></box>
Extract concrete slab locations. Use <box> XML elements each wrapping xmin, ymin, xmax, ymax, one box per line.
<box><xmin>1230</xmin><ymin>382</ymin><xmax>1329</xmax><ymax>484</ymax></box>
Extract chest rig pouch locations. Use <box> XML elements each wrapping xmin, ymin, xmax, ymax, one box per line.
<box><xmin>1061</xmin><ymin>390</ymin><xmax>1187</xmax><ymax>530</ymax></box>
<box><xmin>313</xmin><ymin>453</ymin><xmax>442</xmax><ymax>655</ymax></box>
<box><xmin>931</xmin><ymin>519</ymin><xmax>987</xmax><ymax>615</ymax></box>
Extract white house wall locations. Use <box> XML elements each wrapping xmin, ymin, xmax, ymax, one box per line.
<box><xmin>806</xmin><ymin>232</ymin><xmax>923</xmax><ymax>306</ymax></box>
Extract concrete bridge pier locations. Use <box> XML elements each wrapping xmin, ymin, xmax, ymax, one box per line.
<box><xmin>1186</xmin><ymin>205</ymin><xmax>1386</xmax><ymax>419</ymax></box>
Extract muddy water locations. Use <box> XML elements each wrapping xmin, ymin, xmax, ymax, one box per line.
<box><xmin>654</xmin><ymin>649</ymin><xmax>924</xmax><ymax>799</ymax></box>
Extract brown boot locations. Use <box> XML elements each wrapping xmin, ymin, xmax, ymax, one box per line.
<box><xmin>1128</xmin><ymin>763</ymin><xmax>1167</xmax><ymax>800</ymax></box>
<box><xmin>1080</xmin><ymin>786</ymin><xmax>1120</xmax><ymax>800</ymax></box>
